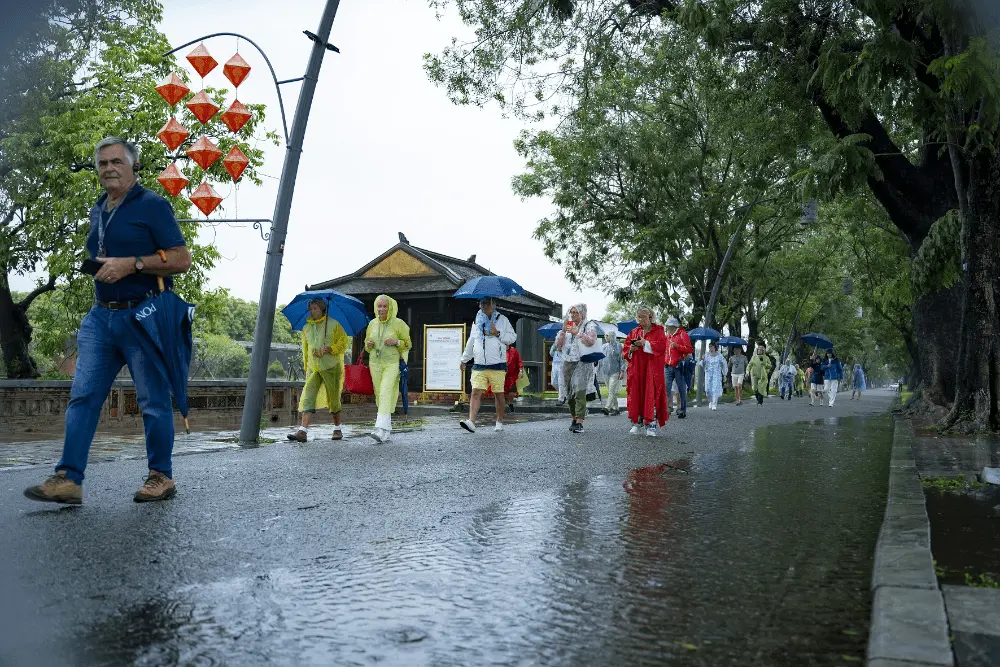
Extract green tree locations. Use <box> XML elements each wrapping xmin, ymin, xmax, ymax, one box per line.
<box><xmin>190</xmin><ymin>333</ymin><xmax>250</xmax><ymax>379</ymax></box>
<box><xmin>426</xmin><ymin>0</ymin><xmax>1000</xmax><ymax>430</ymax></box>
<box><xmin>514</xmin><ymin>30</ymin><xmax>813</xmax><ymax>329</ymax></box>
<box><xmin>1</xmin><ymin>0</ymin><xmax>276</xmax><ymax>378</ymax></box>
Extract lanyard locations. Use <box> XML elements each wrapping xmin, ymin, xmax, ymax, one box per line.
<box><xmin>97</xmin><ymin>204</ymin><xmax>120</xmax><ymax>257</ymax></box>
<box><xmin>97</xmin><ymin>185</ymin><xmax>136</xmax><ymax>256</ymax></box>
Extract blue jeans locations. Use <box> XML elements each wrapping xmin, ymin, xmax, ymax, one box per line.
<box><xmin>780</xmin><ymin>377</ymin><xmax>794</xmax><ymax>399</ymax></box>
<box><xmin>57</xmin><ymin>306</ymin><xmax>174</xmax><ymax>483</ymax></box>
<box><xmin>664</xmin><ymin>365</ymin><xmax>687</xmax><ymax>413</ymax></box>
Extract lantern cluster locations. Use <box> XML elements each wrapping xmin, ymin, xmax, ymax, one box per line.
<box><xmin>154</xmin><ymin>41</ymin><xmax>254</xmax><ymax>216</ymax></box>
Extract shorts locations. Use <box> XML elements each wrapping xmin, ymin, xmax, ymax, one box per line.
<box><xmin>471</xmin><ymin>369</ymin><xmax>506</xmax><ymax>392</ymax></box>
<box><xmin>811</xmin><ymin>383</ymin><xmax>824</xmax><ymax>392</ymax></box>
<box><xmin>732</xmin><ymin>374</ymin><xmax>745</xmax><ymax>386</ymax></box>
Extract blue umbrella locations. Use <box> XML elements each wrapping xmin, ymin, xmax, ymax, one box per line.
<box><xmin>399</xmin><ymin>360</ymin><xmax>409</xmax><ymax>415</ymax></box>
<box><xmin>453</xmin><ymin>276</ymin><xmax>525</xmax><ymax>299</ymax></box>
<box><xmin>719</xmin><ymin>336</ymin><xmax>748</xmax><ymax>348</ymax></box>
<box><xmin>131</xmin><ymin>289</ymin><xmax>196</xmax><ymax>433</ymax></box>
<box><xmin>801</xmin><ymin>333</ymin><xmax>834</xmax><ymax>349</ymax></box>
<box><xmin>282</xmin><ymin>289</ymin><xmax>369</xmax><ymax>336</ymax></box>
<box><xmin>618</xmin><ymin>320</ymin><xmax>639</xmax><ymax>335</ymax></box>
<box><xmin>538</xmin><ymin>322</ymin><xmax>561</xmax><ymax>339</ymax></box>
<box><xmin>688</xmin><ymin>327</ymin><xmax>721</xmax><ymax>342</ymax></box>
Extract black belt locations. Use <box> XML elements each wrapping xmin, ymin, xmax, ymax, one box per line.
<box><xmin>98</xmin><ymin>300</ymin><xmax>141</xmax><ymax>311</ymax></box>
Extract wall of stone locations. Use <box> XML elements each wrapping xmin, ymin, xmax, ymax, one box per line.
<box><xmin>0</xmin><ymin>380</ymin><xmax>462</xmax><ymax>438</ymax></box>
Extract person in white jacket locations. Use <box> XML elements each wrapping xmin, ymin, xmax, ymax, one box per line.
<box><xmin>459</xmin><ymin>296</ymin><xmax>517</xmax><ymax>433</ymax></box>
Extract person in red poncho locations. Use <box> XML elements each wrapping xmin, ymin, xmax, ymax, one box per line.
<box><xmin>623</xmin><ymin>306</ymin><xmax>669</xmax><ymax>437</ymax></box>
<box><xmin>484</xmin><ymin>345</ymin><xmax>524</xmax><ymax>411</ymax></box>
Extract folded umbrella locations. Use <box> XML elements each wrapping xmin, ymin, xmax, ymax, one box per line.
<box><xmin>688</xmin><ymin>327</ymin><xmax>721</xmax><ymax>342</ymax></box>
<box><xmin>131</xmin><ymin>287</ymin><xmax>196</xmax><ymax>433</ymax></box>
<box><xmin>399</xmin><ymin>359</ymin><xmax>409</xmax><ymax>416</ymax></box>
<box><xmin>801</xmin><ymin>333</ymin><xmax>834</xmax><ymax>349</ymax></box>
<box><xmin>453</xmin><ymin>275</ymin><xmax>525</xmax><ymax>299</ymax></box>
<box><xmin>282</xmin><ymin>289</ymin><xmax>369</xmax><ymax>336</ymax></box>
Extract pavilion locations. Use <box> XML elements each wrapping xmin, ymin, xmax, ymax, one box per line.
<box><xmin>307</xmin><ymin>237</ymin><xmax>562</xmax><ymax>394</ymax></box>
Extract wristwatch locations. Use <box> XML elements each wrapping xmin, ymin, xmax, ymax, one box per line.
<box><xmin>134</xmin><ymin>257</ymin><xmax>145</xmax><ymax>273</ymax></box>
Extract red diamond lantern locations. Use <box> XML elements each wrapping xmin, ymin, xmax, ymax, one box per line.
<box><xmin>155</xmin><ymin>72</ymin><xmax>190</xmax><ymax>106</ymax></box>
<box><xmin>157</xmin><ymin>117</ymin><xmax>190</xmax><ymax>151</ymax></box>
<box><xmin>186</xmin><ymin>136</ymin><xmax>222</xmax><ymax>171</ymax></box>
<box><xmin>157</xmin><ymin>163</ymin><xmax>189</xmax><ymax>198</ymax></box>
<box><xmin>223</xmin><ymin>53</ymin><xmax>251</xmax><ymax>88</ymax></box>
<box><xmin>186</xmin><ymin>43</ymin><xmax>218</xmax><ymax>78</ymax></box>
<box><xmin>190</xmin><ymin>182</ymin><xmax>222</xmax><ymax>216</ymax></box>
<box><xmin>220</xmin><ymin>99</ymin><xmax>252</xmax><ymax>133</ymax></box>
<box><xmin>223</xmin><ymin>145</ymin><xmax>249</xmax><ymax>182</ymax></box>
<box><xmin>187</xmin><ymin>90</ymin><xmax>220</xmax><ymax>125</ymax></box>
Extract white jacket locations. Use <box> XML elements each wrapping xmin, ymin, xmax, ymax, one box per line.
<box><xmin>461</xmin><ymin>313</ymin><xmax>516</xmax><ymax>367</ymax></box>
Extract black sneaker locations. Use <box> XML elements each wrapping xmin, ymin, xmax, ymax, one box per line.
<box><xmin>571</xmin><ymin>422</ymin><xmax>584</xmax><ymax>434</ymax></box>
<box><xmin>678</xmin><ymin>412</ymin><xmax>687</xmax><ymax>419</ymax></box>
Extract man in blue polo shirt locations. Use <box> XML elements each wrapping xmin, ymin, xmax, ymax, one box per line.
<box><xmin>24</xmin><ymin>137</ymin><xmax>192</xmax><ymax>505</ymax></box>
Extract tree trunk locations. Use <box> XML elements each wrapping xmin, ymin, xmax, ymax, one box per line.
<box><xmin>910</xmin><ymin>287</ymin><xmax>959</xmax><ymax>406</ymax></box>
<box><xmin>940</xmin><ymin>151</ymin><xmax>1000</xmax><ymax>432</ymax></box>
<box><xmin>0</xmin><ymin>273</ymin><xmax>40</xmax><ymax>378</ymax></box>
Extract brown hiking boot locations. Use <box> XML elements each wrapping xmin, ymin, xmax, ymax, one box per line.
<box><xmin>133</xmin><ymin>471</ymin><xmax>176</xmax><ymax>503</ymax></box>
<box><xmin>287</xmin><ymin>429</ymin><xmax>307</xmax><ymax>442</ymax></box>
<box><xmin>23</xmin><ymin>470</ymin><xmax>82</xmax><ymax>505</ymax></box>
<box><xmin>331</xmin><ymin>429</ymin><xmax>343</xmax><ymax>441</ymax></box>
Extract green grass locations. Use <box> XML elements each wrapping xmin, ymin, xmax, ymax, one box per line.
<box><xmin>965</xmin><ymin>572</ymin><xmax>1000</xmax><ymax>588</ymax></box>
<box><xmin>920</xmin><ymin>474</ymin><xmax>988</xmax><ymax>491</ymax></box>
<box><xmin>901</xmin><ymin>390</ymin><xmax>913</xmax><ymax>404</ymax></box>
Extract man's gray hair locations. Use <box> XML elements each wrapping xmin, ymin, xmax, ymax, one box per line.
<box><xmin>94</xmin><ymin>137</ymin><xmax>139</xmax><ymax>168</ymax></box>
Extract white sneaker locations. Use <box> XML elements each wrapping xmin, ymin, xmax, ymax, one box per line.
<box><xmin>370</xmin><ymin>428</ymin><xmax>384</xmax><ymax>444</ymax></box>
<box><xmin>646</xmin><ymin>424</ymin><xmax>657</xmax><ymax>437</ymax></box>
<box><xmin>494</xmin><ymin>422</ymin><xmax>503</xmax><ymax>432</ymax></box>
<box><xmin>629</xmin><ymin>424</ymin><xmax>640</xmax><ymax>435</ymax></box>
<box><xmin>460</xmin><ymin>419</ymin><xmax>476</xmax><ymax>433</ymax></box>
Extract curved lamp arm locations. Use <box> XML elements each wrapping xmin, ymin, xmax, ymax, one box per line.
<box><xmin>163</xmin><ymin>32</ymin><xmax>291</xmax><ymax>145</ymax></box>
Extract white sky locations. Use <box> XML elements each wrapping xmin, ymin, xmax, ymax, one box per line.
<box><xmin>12</xmin><ymin>0</ymin><xmax>611</xmax><ymax>319</ymax></box>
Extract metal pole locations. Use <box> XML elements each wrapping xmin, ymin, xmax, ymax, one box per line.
<box><xmin>240</xmin><ymin>0</ymin><xmax>342</xmax><ymax>444</ymax></box>
<box><xmin>696</xmin><ymin>195</ymin><xmax>760</xmax><ymax>406</ymax></box>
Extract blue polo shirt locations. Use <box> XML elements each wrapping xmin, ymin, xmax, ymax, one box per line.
<box><xmin>86</xmin><ymin>183</ymin><xmax>186</xmax><ymax>302</ymax></box>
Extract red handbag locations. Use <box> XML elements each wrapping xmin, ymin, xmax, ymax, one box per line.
<box><xmin>344</xmin><ymin>354</ymin><xmax>375</xmax><ymax>395</ymax></box>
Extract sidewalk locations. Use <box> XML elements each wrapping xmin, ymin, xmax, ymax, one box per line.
<box><xmin>909</xmin><ymin>420</ymin><xmax>1000</xmax><ymax>667</ymax></box>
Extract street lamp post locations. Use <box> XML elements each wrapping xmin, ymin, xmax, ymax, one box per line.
<box><xmin>165</xmin><ymin>2</ymin><xmax>345</xmax><ymax>444</ymax></box>
<box><xmin>239</xmin><ymin>0</ymin><xmax>343</xmax><ymax>444</ymax></box>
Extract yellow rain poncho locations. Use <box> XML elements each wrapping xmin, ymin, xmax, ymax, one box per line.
<box><xmin>297</xmin><ymin>315</ymin><xmax>349</xmax><ymax>413</ymax></box>
<box><xmin>365</xmin><ymin>295</ymin><xmax>411</xmax><ymax>430</ymax></box>
<box><xmin>746</xmin><ymin>352</ymin><xmax>772</xmax><ymax>397</ymax></box>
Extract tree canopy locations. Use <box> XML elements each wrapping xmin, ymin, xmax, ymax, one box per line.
<box><xmin>0</xmin><ymin>0</ymin><xmax>277</xmax><ymax>378</ymax></box>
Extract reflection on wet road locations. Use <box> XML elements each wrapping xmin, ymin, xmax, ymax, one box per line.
<box><xmin>76</xmin><ymin>416</ymin><xmax>892</xmax><ymax>666</ymax></box>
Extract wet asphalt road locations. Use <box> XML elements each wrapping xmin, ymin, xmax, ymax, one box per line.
<box><xmin>0</xmin><ymin>391</ymin><xmax>895</xmax><ymax>666</ymax></box>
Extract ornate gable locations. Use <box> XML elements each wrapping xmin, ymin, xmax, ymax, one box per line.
<box><xmin>362</xmin><ymin>248</ymin><xmax>438</xmax><ymax>278</ymax></box>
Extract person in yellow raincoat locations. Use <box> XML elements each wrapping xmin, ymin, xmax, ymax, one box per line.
<box><xmin>746</xmin><ymin>342</ymin><xmax>772</xmax><ymax>406</ymax></box>
<box><xmin>365</xmin><ymin>294</ymin><xmax>411</xmax><ymax>443</ymax></box>
<box><xmin>288</xmin><ymin>298</ymin><xmax>349</xmax><ymax>442</ymax></box>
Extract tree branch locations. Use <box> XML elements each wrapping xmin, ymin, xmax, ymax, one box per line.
<box><xmin>17</xmin><ymin>273</ymin><xmax>57</xmax><ymax>310</ymax></box>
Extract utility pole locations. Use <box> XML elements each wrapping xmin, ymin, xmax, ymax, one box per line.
<box><xmin>239</xmin><ymin>0</ymin><xmax>342</xmax><ymax>443</ymax></box>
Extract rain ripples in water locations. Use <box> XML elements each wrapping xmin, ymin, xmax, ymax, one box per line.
<box><xmin>81</xmin><ymin>417</ymin><xmax>892</xmax><ymax>666</ymax></box>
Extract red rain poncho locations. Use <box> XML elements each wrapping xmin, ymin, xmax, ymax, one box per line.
<box><xmin>624</xmin><ymin>323</ymin><xmax>669</xmax><ymax>427</ymax></box>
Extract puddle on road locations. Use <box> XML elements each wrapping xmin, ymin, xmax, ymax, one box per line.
<box><xmin>78</xmin><ymin>417</ymin><xmax>892</xmax><ymax>667</ymax></box>
<box><xmin>926</xmin><ymin>487</ymin><xmax>1000</xmax><ymax>586</ymax></box>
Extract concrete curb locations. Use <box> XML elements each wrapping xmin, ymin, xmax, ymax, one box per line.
<box><xmin>867</xmin><ymin>416</ymin><xmax>954</xmax><ymax>666</ymax></box>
